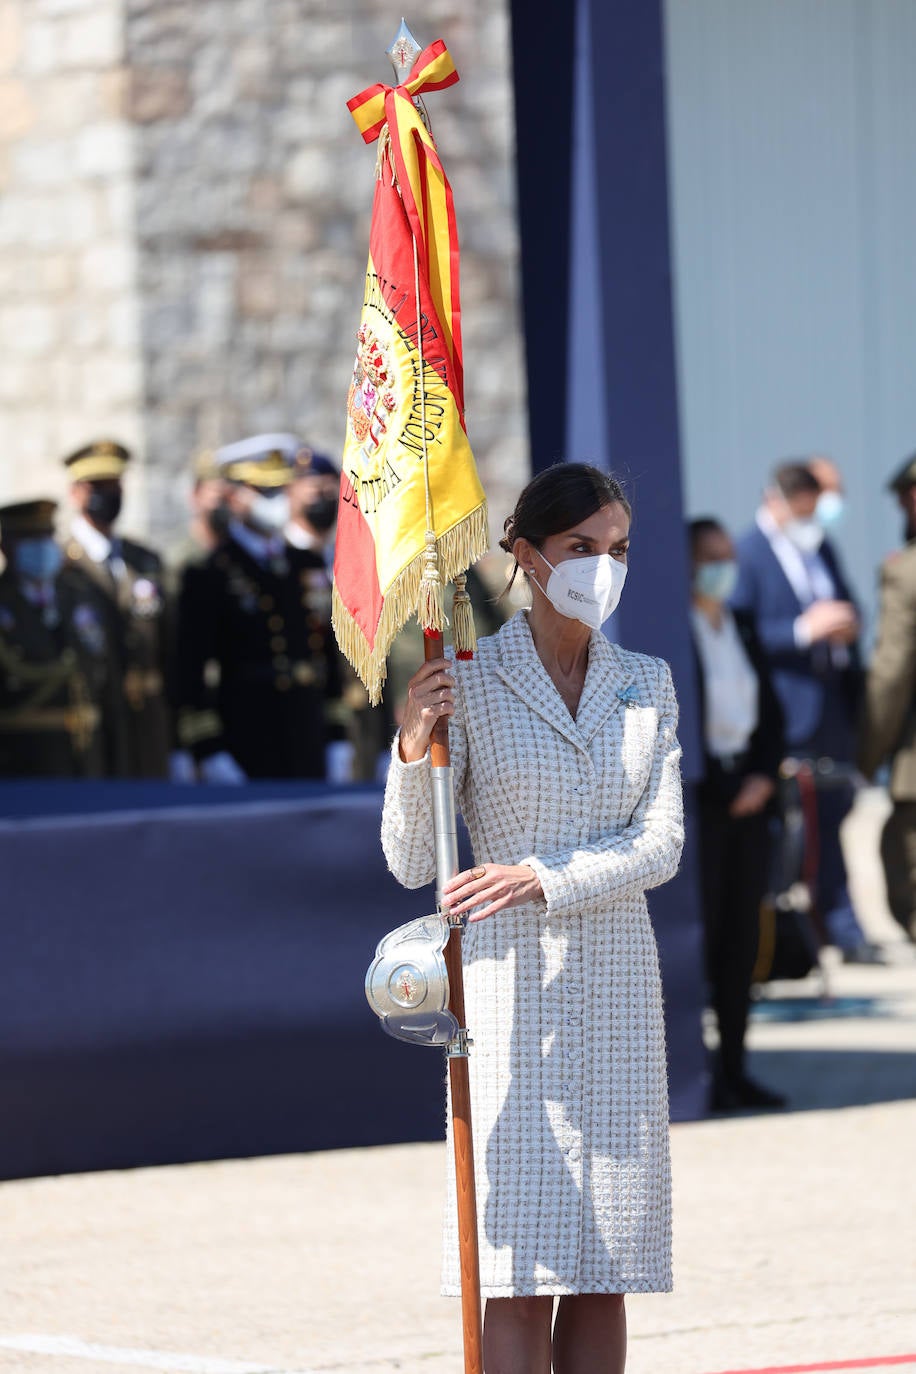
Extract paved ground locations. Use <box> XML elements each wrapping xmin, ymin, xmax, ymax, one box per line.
<box><xmin>0</xmin><ymin>789</ymin><xmax>914</xmax><ymax>1374</ymax></box>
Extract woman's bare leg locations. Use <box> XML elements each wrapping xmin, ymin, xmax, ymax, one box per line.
<box><xmin>551</xmin><ymin>1293</ymin><xmax>626</xmax><ymax>1374</ymax></box>
<box><xmin>483</xmin><ymin>1295</ymin><xmax>553</xmax><ymax>1374</ymax></box>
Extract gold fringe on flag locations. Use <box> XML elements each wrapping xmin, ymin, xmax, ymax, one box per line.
<box><xmin>331</xmin><ymin>501</ymin><xmax>488</xmax><ymax>705</ymax></box>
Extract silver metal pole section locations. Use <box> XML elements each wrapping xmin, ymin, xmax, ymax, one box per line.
<box><xmin>431</xmin><ymin>764</ymin><xmax>459</xmax><ymax>910</ymax></box>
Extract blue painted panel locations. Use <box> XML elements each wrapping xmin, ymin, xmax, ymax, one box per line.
<box><xmin>665</xmin><ymin>0</ymin><xmax>916</xmax><ymax>630</ymax></box>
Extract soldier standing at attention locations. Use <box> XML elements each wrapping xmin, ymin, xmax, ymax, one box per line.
<box><xmin>284</xmin><ymin>446</ymin><xmax>339</xmax><ymax>568</ymax></box>
<box><xmin>285</xmin><ymin>446</ymin><xmax>386</xmax><ymax>781</ymax></box>
<box><xmin>63</xmin><ymin>439</ymin><xmax>171</xmax><ymax>777</ymax></box>
<box><xmin>174</xmin><ymin>434</ymin><xmax>340</xmax><ymax>780</ymax></box>
<box><xmin>171</xmin><ymin>449</ymin><xmax>231</xmax><ymax>572</ymax></box>
<box><xmin>0</xmin><ymin>500</ymin><xmax>120</xmax><ymax>777</ymax></box>
<box><xmin>858</xmin><ymin>451</ymin><xmax>916</xmax><ymax>943</ymax></box>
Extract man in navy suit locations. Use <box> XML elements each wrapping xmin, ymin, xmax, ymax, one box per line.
<box><xmin>732</xmin><ymin>459</ymin><xmax>877</xmax><ymax>960</ymax></box>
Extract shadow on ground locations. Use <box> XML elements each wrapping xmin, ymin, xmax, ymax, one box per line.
<box><xmin>745</xmin><ymin>1047</ymin><xmax>916</xmax><ymax>1113</ymax></box>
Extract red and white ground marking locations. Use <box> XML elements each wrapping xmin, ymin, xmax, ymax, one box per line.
<box><xmin>705</xmin><ymin>1357</ymin><xmax>916</xmax><ymax>1374</ymax></box>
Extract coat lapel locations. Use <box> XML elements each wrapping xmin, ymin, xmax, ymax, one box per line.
<box><xmin>493</xmin><ymin>613</ymin><xmax>632</xmax><ymax>751</ymax></box>
<box><xmin>574</xmin><ymin>631</ymin><xmax>631</xmax><ymax>745</ymax></box>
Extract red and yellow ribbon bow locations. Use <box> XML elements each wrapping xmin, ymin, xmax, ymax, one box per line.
<box><xmin>331</xmin><ymin>39</ymin><xmax>487</xmax><ymax>702</ymax></box>
<box><xmin>347</xmin><ymin>40</ymin><xmax>464</xmax><ymax>408</ymax></box>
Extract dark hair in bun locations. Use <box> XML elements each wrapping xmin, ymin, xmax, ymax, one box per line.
<box><xmin>500</xmin><ymin>462</ymin><xmax>630</xmax><ymax>592</ymax></box>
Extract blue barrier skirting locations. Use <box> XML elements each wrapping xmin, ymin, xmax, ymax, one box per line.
<box><xmin>0</xmin><ymin>783</ymin><xmax>705</xmax><ymax>1179</ymax></box>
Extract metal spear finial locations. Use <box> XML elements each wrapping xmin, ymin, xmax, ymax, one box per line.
<box><xmin>387</xmin><ymin>18</ymin><xmax>422</xmax><ymax>84</ymax></box>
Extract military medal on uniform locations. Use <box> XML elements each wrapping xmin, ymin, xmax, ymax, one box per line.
<box><xmin>331</xmin><ymin>25</ymin><xmax>488</xmax><ymax>1374</ymax></box>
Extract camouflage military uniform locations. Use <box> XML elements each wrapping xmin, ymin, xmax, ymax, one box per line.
<box><xmin>65</xmin><ymin>534</ymin><xmax>172</xmax><ymax>778</ymax></box>
<box><xmin>0</xmin><ymin>567</ymin><xmax>120</xmax><ymax>778</ymax></box>
<box><xmin>62</xmin><ymin>438</ymin><xmax>172</xmax><ymax>778</ymax></box>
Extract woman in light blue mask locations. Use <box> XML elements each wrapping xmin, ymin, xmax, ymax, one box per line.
<box><xmin>386</xmin><ymin>464</ymin><xmax>684</xmax><ymax>1373</ymax></box>
<box><xmin>690</xmin><ymin>517</ymin><xmax>786</xmax><ymax>1112</ymax></box>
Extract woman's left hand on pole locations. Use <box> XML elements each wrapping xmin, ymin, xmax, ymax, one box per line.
<box><xmin>443</xmin><ymin>863</ymin><xmax>543</xmax><ymax>923</ymax></box>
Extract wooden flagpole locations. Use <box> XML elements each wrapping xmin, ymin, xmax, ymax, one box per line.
<box><xmin>424</xmin><ymin>628</ymin><xmax>483</xmax><ymax>1374</ymax></box>
<box><xmin>380</xmin><ymin>25</ymin><xmax>483</xmax><ymax>1369</ymax></box>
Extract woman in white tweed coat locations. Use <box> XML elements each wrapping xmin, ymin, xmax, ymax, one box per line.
<box><xmin>382</xmin><ymin>465</ymin><xmax>684</xmax><ymax>1374</ymax></box>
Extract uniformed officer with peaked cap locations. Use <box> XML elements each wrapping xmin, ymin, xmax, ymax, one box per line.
<box><xmin>887</xmin><ymin>451</ymin><xmax>916</xmax><ymax>493</ymax></box>
<box><xmin>858</xmin><ymin>449</ymin><xmax>916</xmax><ymax>941</ymax></box>
<box><xmin>63</xmin><ymin>438</ymin><xmax>171</xmax><ymax>776</ymax></box>
<box><xmin>173</xmin><ymin>433</ymin><xmax>341</xmax><ymax>779</ymax></box>
<box><xmin>0</xmin><ymin>498</ymin><xmax>122</xmax><ymax>776</ymax></box>
<box><xmin>283</xmin><ymin>443</ymin><xmax>397</xmax><ymax>782</ymax></box>
<box><xmin>886</xmin><ymin>450</ymin><xmax>916</xmax><ymax>545</ymax></box>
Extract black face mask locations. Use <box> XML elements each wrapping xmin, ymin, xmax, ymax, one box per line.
<box><xmin>87</xmin><ymin>487</ymin><xmax>122</xmax><ymax>526</ymax></box>
<box><xmin>302</xmin><ymin>495</ymin><xmax>337</xmax><ymax>534</ymax></box>
<box><xmin>207</xmin><ymin>503</ymin><xmax>232</xmax><ymax>539</ymax></box>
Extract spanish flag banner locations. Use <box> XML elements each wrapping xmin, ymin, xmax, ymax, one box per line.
<box><xmin>332</xmin><ymin>40</ymin><xmax>488</xmax><ymax>704</ymax></box>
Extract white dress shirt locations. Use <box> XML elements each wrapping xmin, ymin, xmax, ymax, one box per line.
<box><xmin>755</xmin><ymin>507</ymin><xmax>848</xmax><ymax>664</ymax></box>
<box><xmin>284</xmin><ymin>521</ymin><xmax>318</xmax><ymax>551</ymax></box>
<box><xmin>285</xmin><ymin>520</ymin><xmax>335</xmax><ymax>571</ymax></box>
<box><xmin>227</xmin><ymin>519</ymin><xmax>285</xmax><ymax>567</ymax></box>
<box><xmin>69</xmin><ymin>512</ymin><xmax>126</xmax><ymax>580</ymax></box>
<box><xmin>692</xmin><ymin>605</ymin><xmax>759</xmax><ymax>759</ymax></box>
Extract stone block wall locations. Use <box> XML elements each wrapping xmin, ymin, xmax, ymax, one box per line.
<box><xmin>0</xmin><ymin>0</ymin><xmax>527</xmax><ymax>556</ymax></box>
<box><xmin>0</xmin><ymin>0</ymin><xmax>144</xmax><ymax>521</ymax></box>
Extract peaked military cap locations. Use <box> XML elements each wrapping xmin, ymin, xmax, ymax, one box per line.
<box><xmin>192</xmin><ymin>448</ymin><xmax>221</xmax><ymax>483</ymax></box>
<box><xmin>0</xmin><ymin>498</ymin><xmax>57</xmax><ymax>538</ymax></box>
<box><xmin>887</xmin><ymin>452</ymin><xmax>916</xmax><ymax>494</ymax></box>
<box><xmin>64</xmin><ymin>439</ymin><xmax>130</xmax><ymax>483</ymax></box>
<box><xmin>293</xmin><ymin>447</ymin><xmax>340</xmax><ymax>479</ymax></box>
<box><xmin>215</xmin><ymin>433</ymin><xmax>299</xmax><ymax>488</ymax></box>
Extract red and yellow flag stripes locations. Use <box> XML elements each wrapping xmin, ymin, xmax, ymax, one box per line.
<box><xmin>333</xmin><ymin>40</ymin><xmax>487</xmax><ymax>704</ymax></box>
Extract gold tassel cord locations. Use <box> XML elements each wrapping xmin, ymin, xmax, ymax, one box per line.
<box><xmin>374</xmin><ymin>124</ymin><xmax>397</xmax><ymax>184</ymax></box>
<box><xmin>451</xmin><ymin>572</ymin><xmax>477</xmax><ymax>660</ymax></box>
<box><xmin>418</xmin><ymin>529</ymin><xmax>445</xmax><ymax>636</ymax></box>
<box><xmin>410</xmin><ymin>230</ymin><xmax>446</xmax><ymax>636</ymax></box>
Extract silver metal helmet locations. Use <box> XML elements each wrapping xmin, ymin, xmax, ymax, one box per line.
<box><xmin>365</xmin><ymin>913</ymin><xmax>459</xmax><ymax>1047</ymax></box>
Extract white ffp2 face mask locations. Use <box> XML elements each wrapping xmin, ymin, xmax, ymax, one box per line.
<box><xmin>783</xmin><ymin>516</ymin><xmax>824</xmax><ymax>555</ymax></box>
<box><xmin>248</xmin><ymin>490</ymin><xmax>290</xmax><ymax>535</ymax></box>
<box><xmin>532</xmin><ymin>549</ymin><xmax>628</xmax><ymax>629</ymax></box>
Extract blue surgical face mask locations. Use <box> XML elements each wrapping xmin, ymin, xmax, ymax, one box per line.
<box><xmin>816</xmin><ymin>490</ymin><xmax>845</xmax><ymax>530</ymax></box>
<box><xmin>693</xmin><ymin>559</ymin><xmax>738</xmax><ymax>603</ymax></box>
<box><xmin>14</xmin><ymin>538</ymin><xmax>63</xmax><ymax>583</ymax></box>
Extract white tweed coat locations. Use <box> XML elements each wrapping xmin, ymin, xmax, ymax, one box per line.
<box><xmin>381</xmin><ymin>610</ymin><xmax>684</xmax><ymax>1298</ymax></box>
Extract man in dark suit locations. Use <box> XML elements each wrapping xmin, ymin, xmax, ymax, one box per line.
<box><xmin>173</xmin><ymin>434</ymin><xmax>340</xmax><ymax>780</ymax></box>
<box><xmin>64</xmin><ymin>439</ymin><xmax>171</xmax><ymax>777</ymax></box>
<box><xmin>690</xmin><ymin>517</ymin><xmax>786</xmax><ymax>1109</ymax></box>
<box><xmin>731</xmin><ymin>459</ymin><xmax>876</xmax><ymax>960</ymax></box>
